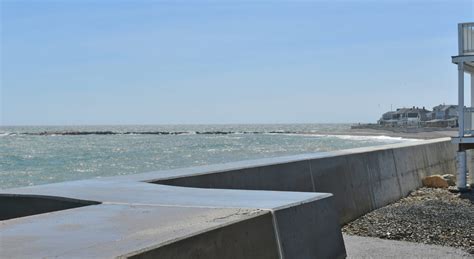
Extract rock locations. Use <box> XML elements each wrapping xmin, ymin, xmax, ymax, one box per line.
<box><xmin>448</xmin><ymin>186</ymin><xmax>460</xmax><ymax>193</ymax></box>
<box><xmin>467</xmin><ymin>247</ymin><xmax>474</xmax><ymax>254</ymax></box>
<box><xmin>422</xmin><ymin>175</ymin><xmax>449</xmax><ymax>188</ymax></box>
<box><xmin>442</xmin><ymin>174</ymin><xmax>456</xmax><ymax>186</ymax></box>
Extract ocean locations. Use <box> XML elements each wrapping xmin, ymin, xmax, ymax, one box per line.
<box><xmin>0</xmin><ymin>124</ymin><xmax>417</xmax><ymax>189</ymax></box>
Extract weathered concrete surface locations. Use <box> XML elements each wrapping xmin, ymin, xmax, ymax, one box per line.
<box><xmin>152</xmin><ymin>138</ymin><xmax>457</xmax><ymax>224</ymax></box>
<box><xmin>122</xmin><ymin>211</ymin><xmax>279</xmax><ymax>259</ymax></box>
<box><xmin>1</xmin><ymin>179</ymin><xmax>327</xmax><ymax>210</ymax></box>
<box><xmin>0</xmin><ymin>181</ymin><xmax>344</xmax><ymax>258</ymax></box>
<box><xmin>0</xmin><ymin>138</ymin><xmax>456</xmax><ymax>258</ymax></box>
<box><xmin>1</xmin><ymin>204</ymin><xmax>276</xmax><ymax>258</ymax></box>
<box><xmin>343</xmin><ymin>235</ymin><xmax>472</xmax><ymax>258</ymax></box>
<box><xmin>275</xmin><ymin>196</ymin><xmax>345</xmax><ymax>259</ymax></box>
<box><xmin>468</xmin><ymin>150</ymin><xmax>474</xmax><ymax>185</ymax></box>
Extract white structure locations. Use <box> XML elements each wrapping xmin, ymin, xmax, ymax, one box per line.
<box><xmin>452</xmin><ymin>22</ymin><xmax>474</xmax><ymax>190</ymax></box>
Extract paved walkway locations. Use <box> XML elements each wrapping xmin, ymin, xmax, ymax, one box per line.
<box><xmin>344</xmin><ymin>235</ymin><xmax>473</xmax><ymax>258</ymax></box>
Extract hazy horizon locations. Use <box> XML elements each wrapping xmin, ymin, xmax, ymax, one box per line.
<box><xmin>1</xmin><ymin>122</ymin><xmax>356</xmax><ymax>127</ymax></box>
<box><xmin>2</xmin><ymin>1</ymin><xmax>473</xmax><ymax>125</ymax></box>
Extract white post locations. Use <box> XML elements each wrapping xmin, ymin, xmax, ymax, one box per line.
<box><xmin>457</xmin><ymin>151</ymin><xmax>467</xmax><ymax>189</ymax></box>
<box><xmin>457</xmin><ymin>62</ymin><xmax>467</xmax><ymax>190</ymax></box>
<box><xmin>458</xmin><ymin>23</ymin><xmax>463</xmax><ymax>55</ymax></box>
<box><xmin>458</xmin><ymin>62</ymin><xmax>464</xmax><ymax>137</ymax></box>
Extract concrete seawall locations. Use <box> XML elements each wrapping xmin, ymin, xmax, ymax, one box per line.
<box><xmin>0</xmin><ymin>138</ymin><xmax>457</xmax><ymax>258</ymax></box>
<box><xmin>154</xmin><ymin>138</ymin><xmax>456</xmax><ymax>224</ymax></box>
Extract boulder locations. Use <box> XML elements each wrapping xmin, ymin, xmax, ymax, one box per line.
<box><xmin>441</xmin><ymin>174</ymin><xmax>456</xmax><ymax>186</ymax></box>
<box><xmin>422</xmin><ymin>175</ymin><xmax>449</xmax><ymax>188</ymax></box>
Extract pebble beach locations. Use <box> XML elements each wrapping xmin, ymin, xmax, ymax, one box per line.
<box><xmin>342</xmin><ymin>187</ymin><xmax>474</xmax><ymax>254</ymax></box>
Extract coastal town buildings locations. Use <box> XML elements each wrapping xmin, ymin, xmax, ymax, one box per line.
<box><xmin>378</xmin><ymin>105</ymin><xmax>458</xmax><ymax>128</ymax></box>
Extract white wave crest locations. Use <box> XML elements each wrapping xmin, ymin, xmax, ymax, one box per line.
<box><xmin>267</xmin><ymin>132</ymin><xmax>418</xmax><ymax>142</ymax></box>
<box><xmin>317</xmin><ymin>134</ymin><xmax>419</xmax><ymax>142</ymax></box>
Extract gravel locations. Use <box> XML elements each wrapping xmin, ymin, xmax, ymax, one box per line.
<box><xmin>342</xmin><ymin>187</ymin><xmax>474</xmax><ymax>254</ymax></box>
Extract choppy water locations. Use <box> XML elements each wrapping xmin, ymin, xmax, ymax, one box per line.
<box><xmin>0</xmin><ymin>124</ymin><xmax>416</xmax><ymax>189</ymax></box>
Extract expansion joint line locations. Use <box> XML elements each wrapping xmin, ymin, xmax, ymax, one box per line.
<box><xmin>270</xmin><ymin>210</ymin><xmax>285</xmax><ymax>259</ymax></box>
<box><xmin>391</xmin><ymin>150</ymin><xmax>403</xmax><ymax>196</ymax></box>
<box><xmin>308</xmin><ymin>161</ymin><xmax>316</xmax><ymax>192</ymax></box>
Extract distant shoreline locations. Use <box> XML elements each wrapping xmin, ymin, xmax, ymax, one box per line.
<box><xmin>342</xmin><ymin>128</ymin><xmax>456</xmax><ymax>139</ymax></box>
<box><xmin>0</xmin><ymin>128</ymin><xmax>456</xmax><ymax>139</ymax></box>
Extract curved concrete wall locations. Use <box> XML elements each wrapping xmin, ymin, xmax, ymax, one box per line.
<box><xmin>155</xmin><ymin>138</ymin><xmax>456</xmax><ymax>224</ymax></box>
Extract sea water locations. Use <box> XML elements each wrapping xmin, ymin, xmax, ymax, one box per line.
<box><xmin>0</xmin><ymin>124</ymin><xmax>416</xmax><ymax>189</ymax></box>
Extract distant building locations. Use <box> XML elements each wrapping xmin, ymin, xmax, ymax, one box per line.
<box><xmin>422</xmin><ymin>104</ymin><xmax>459</xmax><ymax>128</ymax></box>
<box><xmin>378</xmin><ymin>107</ymin><xmax>430</xmax><ymax>126</ymax></box>
<box><xmin>353</xmin><ymin>104</ymin><xmax>459</xmax><ymax>130</ymax></box>
<box><xmin>379</xmin><ymin>111</ymin><xmax>398</xmax><ymax>126</ymax></box>
<box><xmin>432</xmin><ymin>104</ymin><xmax>458</xmax><ymax>120</ymax></box>
<box><xmin>377</xmin><ymin>105</ymin><xmax>459</xmax><ymax>128</ymax></box>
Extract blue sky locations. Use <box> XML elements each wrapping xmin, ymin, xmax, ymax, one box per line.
<box><xmin>1</xmin><ymin>0</ymin><xmax>473</xmax><ymax>125</ymax></box>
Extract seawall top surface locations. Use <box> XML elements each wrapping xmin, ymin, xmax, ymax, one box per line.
<box><xmin>0</xmin><ymin>179</ymin><xmax>330</xmax><ymax>210</ymax></box>
<box><xmin>1</xmin><ymin>203</ymin><xmax>266</xmax><ymax>258</ymax></box>
<box><xmin>1</xmin><ymin>176</ymin><xmax>333</xmax><ymax>258</ymax></box>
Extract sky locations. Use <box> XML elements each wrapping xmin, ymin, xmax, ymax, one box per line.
<box><xmin>1</xmin><ymin>0</ymin><xmax>473</xmax><ymax>125</ymax></box>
